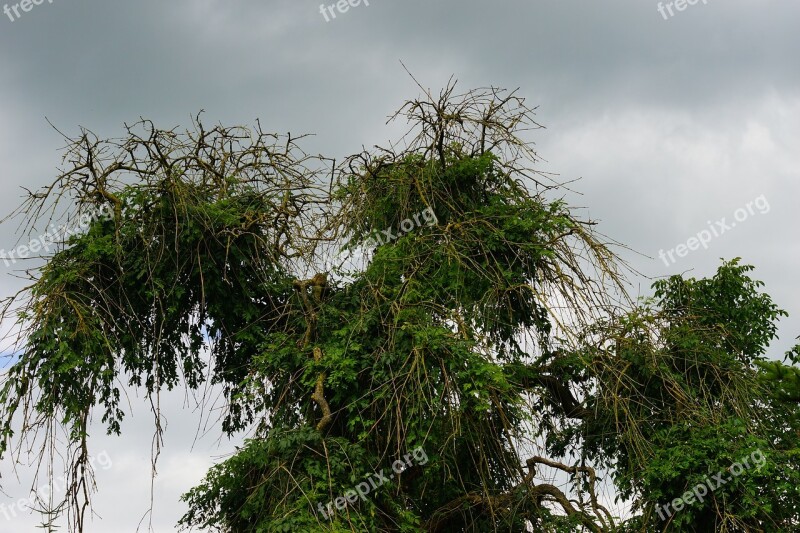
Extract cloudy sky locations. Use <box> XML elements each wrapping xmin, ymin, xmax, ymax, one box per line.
<box><xmin>1</xmin><ymin>0</ymin><xmax>799</xmax><ymax>530</ymax></box>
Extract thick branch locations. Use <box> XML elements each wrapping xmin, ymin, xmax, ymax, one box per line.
<box><xmin>506</xmin><ymin>363</ymin><xmax>593</xmax><ymax>419</ymax></box>
<box><xmin>425</xmin><ymin>455</ymin><xmax>612</xmax><ymax>533</ymax></box>
<box><xmin>293</xmin><ymin>274</ymin><xmax>332</xmax><ymax>432</ymax></box>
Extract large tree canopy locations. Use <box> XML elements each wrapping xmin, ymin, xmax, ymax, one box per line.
<box><xmin>1</xmin><ymin>85</ymin><xmax>798</xmax><ymax>532</ymax></box>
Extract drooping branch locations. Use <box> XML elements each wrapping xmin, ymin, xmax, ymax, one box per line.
<box><xmin>0</xmin><ymin>117</ymin><xmax>336</xmax><ymax>532</ymax></box>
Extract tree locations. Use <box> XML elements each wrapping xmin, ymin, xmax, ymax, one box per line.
<box><xmin>0</xmin><ymin>84</ymin><xmax>798</xmax><ymax>532</ymax></box>
<box><xmin>560</xmin><ymin>259</ymin><xmax>800</xmax><ymax>531</ymax></box>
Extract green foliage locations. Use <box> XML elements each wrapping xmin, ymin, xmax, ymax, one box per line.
<box><xmin>2</xmin><ymin>88</ymin><xmax>799</xmax><ymax>533</ymax></box>
<box><xmin>566</xmin><ymin>260</ymin><xmax>800</xmax><ymax>531</ymax></box>
<box><xmin>180</xmin><ymin>427</ymin><xmax>403</xmax><ymax>532</ymax></box>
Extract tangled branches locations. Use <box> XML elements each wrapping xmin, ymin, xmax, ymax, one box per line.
<box><xmin>0</xmin><ymin>115</ymin><xmax>336</xmax><ymax>531</ymax></box>
<box><xmin>1</xmin><ymin>84</ymin><xmax>640</xmax><ymax>532</ymax></box>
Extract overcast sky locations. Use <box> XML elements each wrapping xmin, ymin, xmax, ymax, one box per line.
<box><xmin>1</xmin><ymin>0</ymin><xmax>799</xmax><ymax>530</ymax></box>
